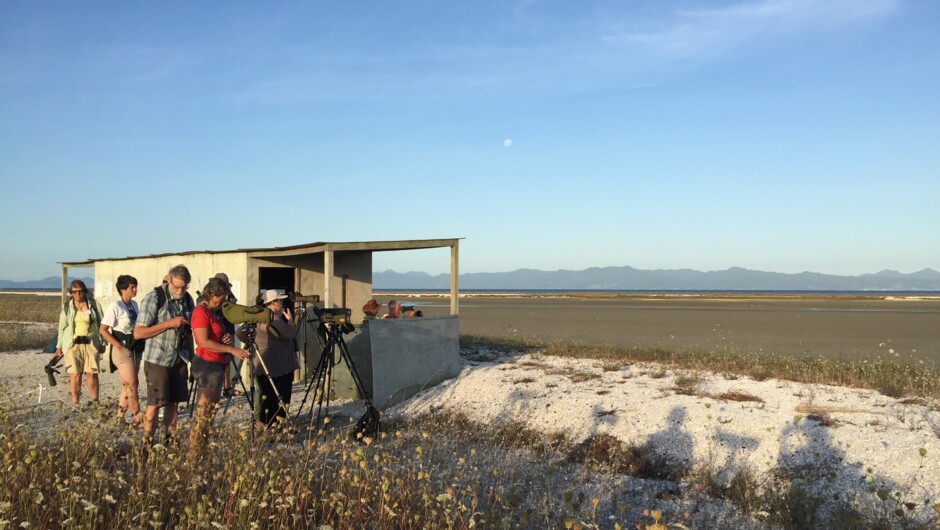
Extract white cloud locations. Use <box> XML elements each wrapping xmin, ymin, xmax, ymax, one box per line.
<box><xmin>608</xmin><ymin>0</ymin><xmax>898</xmax><ymax>59</ymax></box>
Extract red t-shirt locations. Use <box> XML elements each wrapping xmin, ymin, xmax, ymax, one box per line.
<box><xmin>191</xmin><ymin>304</ymin><xmax>228</xmax><ymax>364</ymax></box>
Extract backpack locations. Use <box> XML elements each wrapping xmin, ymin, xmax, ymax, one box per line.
<box><xmin>137</xmin><ymin>284</ymin><xmax>195</xmax><ymax>351</ymax></box>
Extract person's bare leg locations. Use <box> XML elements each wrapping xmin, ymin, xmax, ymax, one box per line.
<box><xmin>223</xmin><ymin>363</ymin><xmax>232</xmax><ymax>395</ymax></box>
<box><xmin>143</xmin><ymin>405</ymin><xmax>160</xmax><ymax>443</ymax></box>
<box><xmin>86</xmin><ymin>373</ymin><xmax>99</xmax><ymax>402</ymax></box>
<box><xmin>116</xmin><ymin>361</ymin><xmax>140</xmax><ymax>421</ymax></box>
<box><xmin>189</xmin><ymin>388</ymin><xmax>221</xmax><ymax>449</ymax></box>
<box><xmin>68</xmin><ymin>374</ymin><xmax>81</xmax><ymax>406</ymax></box>
<box><xmin>163</xmin><ymin>402</ymin><xmax>179</xmax><ymax>444</ymax></box>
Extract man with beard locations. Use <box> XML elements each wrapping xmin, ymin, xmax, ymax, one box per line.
<box><xmin>134</xmin><ymin>264</ymin><xmax>195</xmax><ymax>446</ymax></box>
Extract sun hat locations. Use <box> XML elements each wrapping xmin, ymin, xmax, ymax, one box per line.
<box><xmin>213</xmin><ymin>273</ymin><xmax>232</xmax><ymax>287</ymax></box>
<box><xmin>261</xmin><ymin>289</ymin><xmax>288</xmax><ymax>305</ymax></box>
<box><xmin>362</xmin><ymin>299</ymin><xmax>381</xmax><ymax>316</ymax></box>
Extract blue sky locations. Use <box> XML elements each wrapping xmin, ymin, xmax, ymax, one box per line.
<box><xmin>1</xmin><ymin>0</ymin><xmax>938</xmax><ymax>281</ymax></box>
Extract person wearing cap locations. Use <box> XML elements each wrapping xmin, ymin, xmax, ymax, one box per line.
<box><xmin>237</xmin><ymin>289</ymin><xmax>298</xmax><ymax>432</ymax></box>
<box><xmin>362</xmin><ymin>299</ymin><xmax>381</xmax><ymax>321</ymax></box>
<box><xmin>189</xmin><ymin>277</ymin><xmax>251</xmax><ymax>449</ymax></box>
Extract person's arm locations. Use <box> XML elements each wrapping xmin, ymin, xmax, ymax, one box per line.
<box><xmin>133</xmin><ymin>316</ymin><xmax>187</xmax><ymax>339</ymax></box>
<box><xmin>53</xmin><ymin>307</ymin><xmax>66</xmax><ymax>357</ymax></box>
<box><xmin>99</xmin><ymin>324</ymin><xmax>123</xmax><ymax>351</ymax></box>
<box><xmin>193</xmin><ymin>326</ymin><xmax>250</xmax><ymax>359</ymax></box>
<box><xmin>268</xmin><ymin>316</ymin><xmax>297</xmax><ymax>340</ymax></box>
<box><xmin>98</xmin><ymin>303</ymin><xmax>122</xmax><ymax>351</ymax></box>
<box><xmin>134</xmin><ymin>293</ymin><xmax>187</xmax><ymax>340</ymax></box>
<box><xmin>192</xmin><ymin>306</ymin><xmax>249</xmax><ymax>359</ymax></box>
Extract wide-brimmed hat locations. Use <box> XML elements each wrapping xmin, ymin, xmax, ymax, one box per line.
<box><xmin>362</xmin><ymin>299</ymin><xmax>381</xmax><ymax>316</ymax></box>
<box><xmin>213</xmin><ymin>273</ymin><xmax>232</xmax><ymax>287</ymax></box>
<box><xmin>261</xmin><ymin>289</ymin><xmax>288</xmax><ymax>305</ymax></box>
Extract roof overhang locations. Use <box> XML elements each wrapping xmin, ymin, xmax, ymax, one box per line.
<box><xmin>60</xmin><ymin>238</ymin><xmax>462</xmax><ymax>266</ymax></box>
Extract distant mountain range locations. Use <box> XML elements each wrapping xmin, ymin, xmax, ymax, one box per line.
<box><xmin>0</xmin><ymin>276</ymin><xmax>95</xmax><ymax>290</ymax></box>
<box><xmin>4</xmin><ymin>268</ymin><xmax>940</xmax><ymax>292</ymax></box>
<box><xmin>373</xmin><ymin>266</ymin><xmax>940</xmax><ymax>291</ymax></box>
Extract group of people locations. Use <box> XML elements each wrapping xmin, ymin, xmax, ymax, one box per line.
<box><xmin>362</xmin><ymin>299</ymin><xmax>423</xmax><ymax>319</ymax></box>
<box><xmin>53</xmin><ymin>265</ymin><xmax>298</xmax><ymax>447</ymax></box>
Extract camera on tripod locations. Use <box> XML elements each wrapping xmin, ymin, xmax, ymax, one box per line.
<box><xmin>238</xmin><ymin>322</ymin><xmax>258</xmax><ymax>343</ymax></box>
<box><xmin>312</xmin><ymin>307</ymin><xmax>355</xmax><ymax>334</ymax></box>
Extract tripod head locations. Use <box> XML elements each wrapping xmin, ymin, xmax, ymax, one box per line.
<box><xmin>238</xmin><ymin>322</ymin><xmax>258</xmax><ymax>348</ymax></box>
<box><xmin>312</xmin><ymin>307</ymin><xmax>355</xmax><ymax>335</ymax></box>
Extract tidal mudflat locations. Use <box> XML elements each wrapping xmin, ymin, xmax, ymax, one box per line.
<box><xmin>386</xmin><ymin>292</ymin><xmax>940</xmax><ymax>368</ymax></box>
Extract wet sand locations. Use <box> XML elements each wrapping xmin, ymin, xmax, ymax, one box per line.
<box><xmin>385</xmin><ymin>293</ymin><xmax>940</xmax><ymax>367</ymax></box>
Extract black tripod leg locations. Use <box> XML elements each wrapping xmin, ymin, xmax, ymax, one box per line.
<box><xmin>335</xmin><ymin>335</ymin><xmax>381</xmax><ymax>440</ymax></box>
<box><xmin>230</xmin><ymin>357</ymin><xmax>253</xmax><ymax>407</ymax></box>
<box><xmin>293</xmin><ymin>336</ymin><xmax>332</xmax><ymax>422</ymax></box>
<box><xmin>337</xmin><ymin>336</ymin><xmax>373</xmax><ymax>405</ymax></box>
<box><xmin>314</xmin><ymin>350</ymin><xmax>334</xmax><ymax>428</ymax></box>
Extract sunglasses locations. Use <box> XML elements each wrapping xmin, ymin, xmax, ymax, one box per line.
<box><xmin>70</xmin><ymin>290</ymin><xmax>84</xmax><ymax>294</ymax></box>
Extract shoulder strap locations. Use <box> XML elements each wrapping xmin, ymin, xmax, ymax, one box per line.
<box><xmin>155</xmin><ymin>285</ymin><xmax>167</xmax><ymax>313</ymax></box>
<box><xmin>89</xmin><ymin>298</ymin><xmax>101</xmax><ymax>325</ymax></box>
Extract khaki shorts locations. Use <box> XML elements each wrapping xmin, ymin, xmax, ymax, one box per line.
<box><xmin>111</xmin><ymin>346</ymin><xmax>142</xmax><ymax>367</ymax></box>
<box><xmin>65</xmin><ymin>342</ymin><xmax>101</xmax><ymax>374</ymax></box>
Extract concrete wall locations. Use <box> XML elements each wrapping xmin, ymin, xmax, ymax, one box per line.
<box><xmin>89</xmin><ymin>253</ymin><xmax>249</xmax><ymax>311</ymax></box>
<box><xmin>330</xmin><ymin>316</ymin><xmax>461</xmax><ymax>410</ymax></box>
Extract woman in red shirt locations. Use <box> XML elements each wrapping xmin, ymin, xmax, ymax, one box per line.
<box><xmin>189</xmin><ymin>277</ymin><xmax>250</xmax><ymax>449</ymax></box>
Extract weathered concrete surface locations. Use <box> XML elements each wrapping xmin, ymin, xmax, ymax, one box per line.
<box><xmin>300</xmin><ymin>316</ymin><xmax>461</xmax><ymax>410</ymax></box>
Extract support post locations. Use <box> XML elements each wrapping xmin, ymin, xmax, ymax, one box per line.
<box><xmin>450</xmin><ymin>242</ymin><xmax>459</xmax><ymax>315</ymax></box>
<box><xmin>324</xmin><ymin>249</ymin><xmax>334</xmax><ymax>308</ymax></box>
<box><xmin>61</xmin><ymin>265</ymin><xmax>69</xmax><ymax>305</ymax></box>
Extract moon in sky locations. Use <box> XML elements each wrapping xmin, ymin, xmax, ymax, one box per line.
<box><xmin>503</xmin><ymin>138</ymin><xmax>512</xmax><ymax>148</ymax></box>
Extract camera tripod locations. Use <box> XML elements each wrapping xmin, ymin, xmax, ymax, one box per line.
<box><xmin>294</xmin><ymin>317</ymin><xmax>379</xmax><ymax>439</ymax></box>
<box><xmin>237</xmin><ymin>324</ymin><xmax>294</xmax><ymax>427</ymax></box>
<box><xmin>292</xmin><ymin>296</ymin><xmax>325</xmax><ymax>378</ymax></box>
<box><xmin>218</xmin><ymin>356</ymin><xmax>254</xmax><ymax>419</ymax></box>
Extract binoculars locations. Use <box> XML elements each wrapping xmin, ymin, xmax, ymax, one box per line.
<box><xmin>44</xmin><ymin>356</ymin><xmax>62</xmax><ymax>387</ymax></box>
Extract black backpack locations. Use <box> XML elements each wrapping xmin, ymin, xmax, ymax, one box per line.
<box><xmin>136</xmin><ymin>284</ymin><xmax>194</xmax><ymax>351</ymax></box>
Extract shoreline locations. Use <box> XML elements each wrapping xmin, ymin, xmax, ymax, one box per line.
<box><xmin>374</xmin><ymin>290</ymin><xmax>940</xmax><ymax>301</ymax></box>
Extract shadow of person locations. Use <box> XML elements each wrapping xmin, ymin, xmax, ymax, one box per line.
<box><xmin>774</xmin><ymin>412</ymin><xmax>910</xmax><ymax>528</ymax></box>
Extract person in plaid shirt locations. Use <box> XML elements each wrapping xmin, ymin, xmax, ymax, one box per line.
<box><xmin>133</xmin><ymin>264</ymin><xmax>195</xmax><ymax>446</ymax></box>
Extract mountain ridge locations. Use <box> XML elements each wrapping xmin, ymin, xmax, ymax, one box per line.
<box><xmin>3</xmin><ymin>268</ymin><xmax>939</xmax><ymax>291</ymax></box>
<box><xmin>372</xmin><ymin>266</ymin><xmax>940</xmax><ymax>291</ymax></box>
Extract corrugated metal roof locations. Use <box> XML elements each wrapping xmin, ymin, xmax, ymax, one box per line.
<box><xmin>60</xmin><ymin>238</ymin><xmax>461</xmax><ymax>266</ymax></box>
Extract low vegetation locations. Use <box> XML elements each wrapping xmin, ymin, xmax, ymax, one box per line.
<box><xmin>0</xmin><ymin>322</ymin><xmax>55</xmax><ymax>351</ymax></box>
<box><xmin>461</xmin><ymin>335</ymin><xmax>940</xmax><ymax>400</ymax></box>
<box><xmin>2</xmin><ymin>390</ymin><xmax>934</xmax><ymax>529</ymax></box>
<box><xmin>0</xmin><ymin>294</ymin><xmax>61</xmax><ymax>324</ymax></box>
